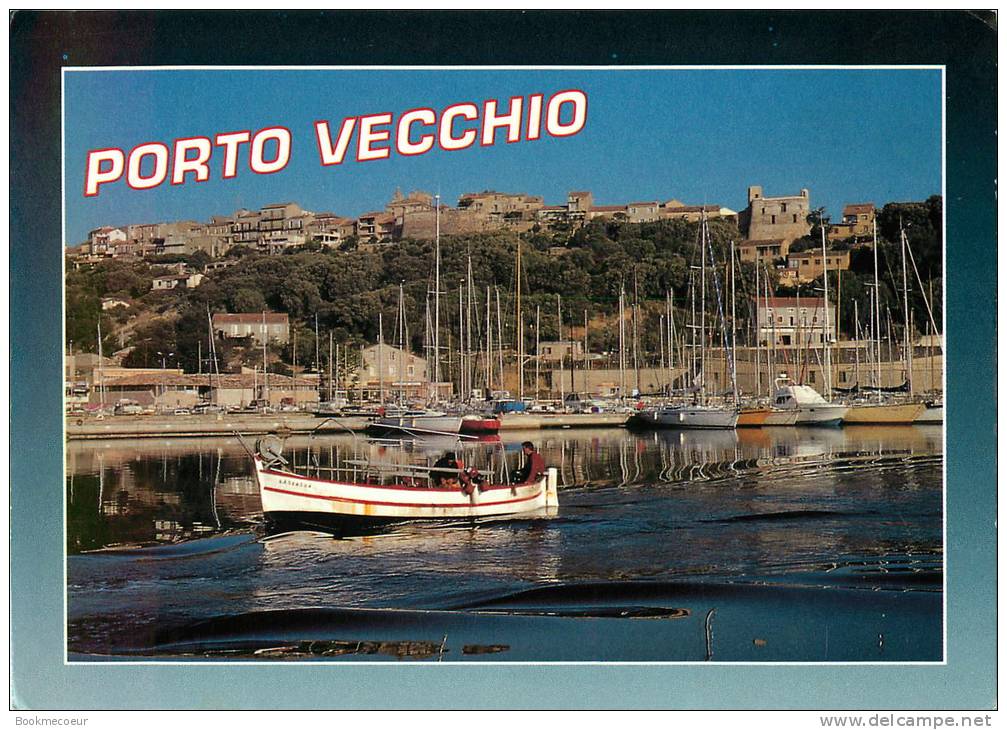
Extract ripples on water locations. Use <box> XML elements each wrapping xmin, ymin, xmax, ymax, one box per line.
<box><xmin>66</xmin><ymin>426</ymin><xmax>943</xmax><ymax>661</ymax></box>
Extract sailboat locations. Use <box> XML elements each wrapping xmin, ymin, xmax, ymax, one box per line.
<box><xmin>630</xmin><ymin>214</ymin><xmax>738</xmax><ymax>430</ymax></box>
<box><xmin>841</xmin><ymin>221</ymin><xmax>926</xmax><ymax>425</ymax></box>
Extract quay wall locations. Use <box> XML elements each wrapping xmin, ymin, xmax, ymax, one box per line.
<box><xmin>65</xmin><ymin>412</ymin><xmax>631</xmax><ymax>440</ymax></box>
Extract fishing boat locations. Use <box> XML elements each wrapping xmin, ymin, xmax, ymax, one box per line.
<box><xmin>250</xmin><ymin>436</ymin><xmax>559</xmax><ymax>531</ymax></box>
<box><xmin>772</xmin><ymin>376</ymin><xmax>848</xmax><ymax>427</ymax></box>
<box><xmin>366</xmin><ymin>409</ymin><xmax>463</xmax><ymax>437</ymax></box>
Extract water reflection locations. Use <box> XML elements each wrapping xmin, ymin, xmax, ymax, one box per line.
<box><xmin>66</xmin><ymin>426</ymin><xmax>942</xmax><ymax>554</ymax></box>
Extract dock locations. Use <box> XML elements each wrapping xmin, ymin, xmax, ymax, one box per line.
<box><xmin>65</xmin><ymin>412</ymin><xmax>631</xmax><ymax>440</ymax></box>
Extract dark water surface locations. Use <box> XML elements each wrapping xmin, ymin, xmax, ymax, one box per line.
<box><xmin>66</xmin><ymin>425</ymin><xmax>943</xmax><ymax>662</ymax></box>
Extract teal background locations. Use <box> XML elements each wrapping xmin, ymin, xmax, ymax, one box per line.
<box><xmin>10</xmin><ymin>11</ymin><xmax>996</xmax><ymax>709</ymax></box>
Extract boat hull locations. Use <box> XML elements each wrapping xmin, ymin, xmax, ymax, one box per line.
<box><xmin>794</xmin><ymin>404</ymin><xmax>848</xmax><ymax>427</ymax></box>
<box><xmin>915</xmin><ymin>404</ymin><xmax>944</xmax><ymax>424</ymax></box>
<box><xmin>630</xmin><ymin>407</ymin><xmax>738</xmax><ymax>430</ymax></box>
<box><xmin>843</xmin><ymin>403</ymin><xmax>925</xmax><ymax>425</ymax></box>
<box><xmin>737</xmin><ymin>408</ymin><xmax>770</xmax><ymax>427</ymax></box>
<box><xmin>762</xmin><ymin>410</ymin><xmax>800</xmax><ymax>426</ymax></box>
<box><xmin>254</xmin><ymin>458</ymin><xmax>558</xmax><ymax>525</ymax></box>
<box><xmin>459</xmin><ymin>416</ymin><xmax>501</xmax><ymax>434</ymax></box>
<box><xmin>366</xmin><ymin>415</ymin><xmax>463</xmax><ymax>436</ymax></box>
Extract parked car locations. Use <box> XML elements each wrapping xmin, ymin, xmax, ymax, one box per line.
<box><xmin>114</xmin><ymin>399</ymin><xmax>144</xmax><ymax>416</ymax></box>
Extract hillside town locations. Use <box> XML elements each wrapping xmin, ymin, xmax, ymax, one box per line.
<box><xmin>70</xmin><ymin>183</ymin><xmax>878</xmax><ymax>289</ymax></box>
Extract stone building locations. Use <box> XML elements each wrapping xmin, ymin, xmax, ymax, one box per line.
<box><xmin>738</xmin><ymin>239</ymin><xmax>790</xmax><ymax>265</ymax></box>
<box><xmin>739</xmin><ymin>185</ymin><xmax>812</xmax><ymax>242</ymax></box>
<box><xmin>828</xmin><ymin>203</ymin><xmax>876</xmax><ymax>242</ymax></box>
<box><xmin>785</xmin><ymin>250</ymin><xmax>851</xmax><ymax>283</ymax></box>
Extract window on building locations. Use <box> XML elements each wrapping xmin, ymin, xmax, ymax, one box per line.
<box><xmin>782</xmin><ymin>203</ymin><xmax>788</xmax><ymax>212</ymax></box>
<box><xmin>771</xmin><ymin>215</ymin><xmax>777</xmax><ymax>224</ymax></box>
<box><xmin>809</xmin><ymin>371</ymin><xmax>816</xmax><ymax>382</ymax></box>
<box><xmin>793</xmin><ymin>214</ymin><xmax>798</xmax><ymax>223</ymax></box>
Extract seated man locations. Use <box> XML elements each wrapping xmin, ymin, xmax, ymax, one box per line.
<box><xmin>512</xmin><ymin>441</ymin><xmax>546</xmax><ymax>484</ymax></box>
<box><xmin>431</xmin><ymin>451</ymin><xmax>460</xmax><ymax>488</ymax></box>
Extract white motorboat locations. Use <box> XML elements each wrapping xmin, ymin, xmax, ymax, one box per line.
<box><xmin>772</xmin><ymin>378</ymin><xmax>848</xmax><ymax>427</ymax></box>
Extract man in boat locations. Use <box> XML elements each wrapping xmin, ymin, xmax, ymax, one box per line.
<box><xmin>512</xmin><ymin>441</ymin><xmax>546</xmax><ymax>484</ymax></box>
<box><xmin>431</xmin><ymin>452</ymin><xmax>461</xmax><ymax>488</ymax></box>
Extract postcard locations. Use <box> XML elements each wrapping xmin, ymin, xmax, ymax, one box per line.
<box><xmin>9</xmin><ymin>10</ymin><xmax>998</xmax><ymax>712</ymax></box>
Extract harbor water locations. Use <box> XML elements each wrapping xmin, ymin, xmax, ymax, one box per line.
<box><xmin>66</xmin><ymin>425</ymin><xmax>943</xmax><ymax>662</ymax></box>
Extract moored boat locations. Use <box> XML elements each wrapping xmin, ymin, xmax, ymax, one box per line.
<box><xmin>629</xmin><ymin>404</ymin><xmax>739</xmax><ymax>430</ymax></box>
<box><xmin>459</xmin><ymin>414</ymin><xmax>501</xmax><ymax>434</ymax></box>
<box><xmin>842</xmin><ymin>401</ymin><xmax>925</xmax><ymax>425</ymax></box>
<box><xmin>736</xmin><ymin>407</ymin><xmax>770</xmax><ymax>427</ymax></box>
<box><xmin>772</xmin><ymin>377</ymin><xmax>848</xmax><ymax>427</ymax></box>
<box><xmin>915</xmin><ymin>400</ymin><xmax>944</xmax><ymax>425</ymax></box>
<box><xmin>762</xmin><ymin>409</ymin><xmax>800</xmax><ymax>426</ymax></box>
<box><xmin>366</xmin><ymin>410</ymin><xmax>463</xmax><ymax>436</ymax></box>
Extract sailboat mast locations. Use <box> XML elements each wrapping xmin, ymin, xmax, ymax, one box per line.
<box><xmin>854</xmin><ymin>299</ymin><xmax>860</xmax><ymax>390</ymax></box>
<box><xmin>820</xmin><ymin>220</ymin><xmax>832</xmax><ymax>400</ymax></box>
<box><xmin>262</xmin><ymin>311</ymin><xmax>269</xmax><ymax>403</ymax></box>
<box><xmin>900</xmin><ymin>226</ymin><xmax>913</xmax><ymax>396</ymax></box>
<box><xmin>535</xmin><ymin>305</ymin><xmax>541</xmax><ymax>399</ymax></box>
<box><xmin>96</xmin><ymin>315</ymin><xmax>105</xmax><ymax>410</ymax></box>
<box><xmin>618</xmin><ymin>287</ymin><xmax>626</xmax><ymax>399</ymax></box>
<box><xmin>485</xmin><ymin>286</ymin><xmax>492</xmax><ymax>395</ymax></box>
<box><xmin>689</xmin><ymin>269</ymin><xmax>697</xmax><ymax>392</ymax></box>
<box><xmin>699</xmin><ymin>216</ymin><xmax>707</xmax><ymax>406</ymax></box>
<box><xmin>632</xmin><ymin>269</ymin><xmax>640</xmax><ymax>395</ymax></box>
<box><xmin>434</xmin><ymin>195</ymin><xmax>442</xmax><ymax>387</ymax></box>
<box><xmin>873</xmin><ymin>219</ymin><xmax>882</xmax><ymax>402</ymax></box>
<box><xmin>495</xmin><ymin>287</ymin><xmax>504</xmax><ymax>393</ymax></box>
<box><xmin>557</xmin><ymin>294</ymin><xmax>564</xmax><ymax>403</ymax></box>
<box><xmin>466</xmin><ymin>255</ymin><xmax>474</xmax><ymax>400</ymax></box>
<box><xmin>730</xmin><ymin>240</ymin><xmax>738</xmax><ymax>402</ymax></box>
<box><xmin>516</xmin><ymin>239</ymin><xmax>523</xmax><ymax>400</ymax></box>
<box><xmin>458</xmin><ymin>283</ymin><xmax>466</xmax><ymax>399</ymax></box>
<box><xmin>378</xmin><ymin>312</ymin><xmax>385</xmax><ymax>403</ymax></box>
<box><xmin>755</xmin><ymin>260</ymin><xmax>761</xmax><ymax>398</ymax></box>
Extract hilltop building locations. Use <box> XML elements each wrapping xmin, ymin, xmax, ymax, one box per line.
<box><xmin>739</xmin><ymin>185</ymin><xmax>812</xmax><ymax>242</ymax></box>
<box><xmin>828</xmin><ymin>203</ymin><xmax>876</xmax><ymax>242</ymax></box>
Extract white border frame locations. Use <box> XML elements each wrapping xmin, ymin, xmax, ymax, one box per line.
<box><xmin>61</xmin><ymin>63</ymin><xmax>948</xmax><ymax>667</ymax></box>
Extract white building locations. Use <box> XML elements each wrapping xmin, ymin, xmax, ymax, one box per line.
<box><xmin>755</xmin><ymin>297</ymin><xmax>836</xmax><ymax>347</ymax></box>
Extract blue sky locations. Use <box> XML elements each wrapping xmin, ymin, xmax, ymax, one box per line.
<box><xmin>64</xmin><ymin>68</ymin><xmax>942</xmax><ymax>244</ymax></box>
